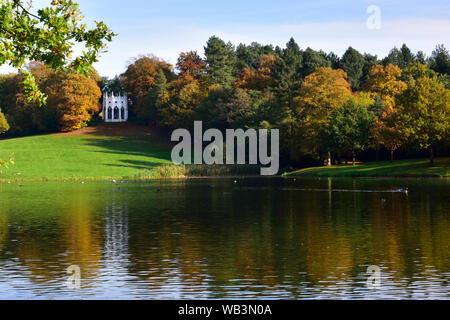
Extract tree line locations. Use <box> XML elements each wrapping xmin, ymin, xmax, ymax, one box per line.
<box><xmin>1</xmin><ymin>37</ymin><xmax>450</xmax><ymax>167</ymax></box>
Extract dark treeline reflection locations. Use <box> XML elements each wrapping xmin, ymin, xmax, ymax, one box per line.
<box><xmin>0</xmin><ymin>178</ymin><xmax>448</xmax><ymax>299</ymax></box>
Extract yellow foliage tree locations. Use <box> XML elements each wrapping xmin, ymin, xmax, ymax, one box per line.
<box><xmin>362</xmin><ymin>64</ymin><xmax>407</xmax><ymax>110</ymax></box>
<box><xmin>294</xmin><ymin>67</ymin><xmax>352</xmax><ymax>154</ymax></box>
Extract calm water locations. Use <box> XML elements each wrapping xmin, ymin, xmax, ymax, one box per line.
<box><xmin>0</xmin><ymin>178</ymin><xmax>448</xmax><ymax>300</ymax></box>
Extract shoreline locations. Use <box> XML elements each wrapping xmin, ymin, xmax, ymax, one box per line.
<box><xmin>1</xmin><ymin>174</ymin><xmax>449</xmax><ymax>184</ymax></box>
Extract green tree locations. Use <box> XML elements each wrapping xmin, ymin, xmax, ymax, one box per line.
<box><xmin>301</xmin><ymin>47</ymin><xmax>331</xmax><ymax>77</ymax></box>
<box><xmin>235</xmin><ymin>42</ymin><xmax>274</xmax><ymax>71</ymax></box>
<box><xmin>326</xmin><ymin>52</ymin><xmax>340</xmax><ymax>69</ymax></box>
<box><xmin>383</xmin><ymin>47</ymin><xmax>402</xmax><ymax>67</ymax></box>
<box><xmin>429</xmin><ymin>44</ymin><xmax>450</xmax><ymax>76</ymax></box>
<box><xmin>398</xmin><ymin>75</ymin><xmax>450</xmax><ymax>165</ymax></box>
<box><xmin>271</xmin><ymin>38</ymin><xmax>303</xmax><ymax>112</ymax></box>
<box><xmin>322</xmin><ymin>98</ymin><xmax>374</xmax><ymax>165</ymax></box>
<box><xmin>0</xmin><ymin>0</ymin><xmax>115</xmax><ymax>105</ymax></box>
<box><xmin>361</xmin><ymin>53</ymin><xmax>379</xmax><ymax>83</ymax></box>
<box><xmin>383</xmin><ymin>44</ymin><xmax>416</xmax><ymax>69</ymax></box>
<box><xmin>415</xmin><ymin>51</ymin><xmax>427</xmax><ymax>64</ymax></box>
<box><xmin>204</xmin><ymin>36</ymin><xmax>235</xmax><ymax>87</ymax></box>
<box><xmin>102</xmin><ymin>76</ymin><xmax>123</xmax><ymax>94</ymax></box>
<box><xmin>400</xmin><ymin>44</ymin><xmax>414</xmax><ymax>68</ymax></box>
<box><xmin>340</xmin><ymin>47</ymin><xmax>365</xmax><ymax>90</ymax></box>
<box><xmin>148</xmin><ymin>69</ymin><xmax>169</xmax><ymax>123</ymax></box>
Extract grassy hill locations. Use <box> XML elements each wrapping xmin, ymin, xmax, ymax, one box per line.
<box><xmin>0</xmin><ymin>123</ymin><xmax>173</xmax><ymax>182</ymax></box>
<box><xmin>2</xmin><ymin>124</ymin><xmax>449</xmax><ymax>181</ymax></box>
<box><xmin>284</xmin><ymin>158</ymin><xmax>450</xmax><ymax>178</ymax></box>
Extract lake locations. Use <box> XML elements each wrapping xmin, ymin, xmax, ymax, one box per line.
<box><xmin>0</xmin><ymin>178</ymin><xmax>448</xmax><ymax>299</ymax></box>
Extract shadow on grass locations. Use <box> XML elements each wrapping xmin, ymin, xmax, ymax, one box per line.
<box><xmin>81</xmin><ymin>136</ymin><xmax>173</xmax><ymax>160</ymax></box>
<box><xmin>105</xmin><ymin>159</ymin><xmax>168</xmax><ymax>170</ymax></box>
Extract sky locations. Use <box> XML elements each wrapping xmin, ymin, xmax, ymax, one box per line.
<box><xmin>1</xmin><ymin>0</ymin><xmax>449</xmax><ymax>77</ymax></box>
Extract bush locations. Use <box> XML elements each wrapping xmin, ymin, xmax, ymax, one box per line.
<box><xmin>0</xmin><ymin>108</ymin><xmax>10</xmax><ymax>135</ymax></box>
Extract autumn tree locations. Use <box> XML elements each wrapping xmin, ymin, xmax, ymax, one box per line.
<box><xmin>371</xmin><ymin>108</ymin><xmax>405</xmax><ymax>161</ymax></box>
<box><xmin>46</xmin><ymin>73</ymin><xmax>102</xmax><ymax>131</ymax></box>
<box><xmin>176</xmin><ymin>51</ymin><xmax>206</xmax><ymax>82</ymax></box>
<box><xmin>121</xmin><ymin>55</ymin><xmax>174</xmax><ymax>121</ymax></box>
<box><xmin>295</xmin><ymin>67</ymin><xmax>352</xmax><ymax>155</ymax></box>
<box><xmin>0</xmin><ymin>63</ymin><xmax>54</xmax><ymax>134</ymax></box>
<box><xmin>362</xmin><ymin>64</ymin><xmax>407</xmax><ymax>109</ymax></box>
<box><xmin>397</xmin><ymin>75</ymin><xmax>450</xmax><ymax>165</ymax></box>
<box><xmin>158</xmin><ymin>80</ymin><xmax>205</xmax><ymax>128</ymax></box>
<box><xmin>0</xmin><ymin>0</ymin><xmax>114</xmax><ymax>105</ymax></box>
<box><xmin>235</xmin><ymin>54</ymin><xmax>275</xmax><ymax>91</ymax></box>
<box><xmin>296</xmin><ymin>67</ymin><xmax>352</xmax><ymax>116</ymax></box>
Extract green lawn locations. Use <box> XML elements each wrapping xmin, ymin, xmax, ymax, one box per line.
<box><xmin>2</xmin><ymin>125</ymin><xmax>449</xmax><ymax>181</ymax></box>
<box><xmin>0</xmin><ymin>124</ymin><xmax>173</xmax><ymax>182</ymax></box>
<box><xmin>284</xmin><ymin>158</ymin><xmax>450</xmax><ymax>178</ymax></box>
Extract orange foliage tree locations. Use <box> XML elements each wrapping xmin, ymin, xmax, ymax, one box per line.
<box><xmin>121</xmin><ymin>55</ymin><xmax>175</xmax><ymax>120</ymax></box>
<box><xmin>47</xmin><ymin>73</ymin><xmax>102</xmax><ymax>131</ymax></box>
<box><xmin>371</xmin><ymin>109</ymin><xmax>404</xmax><ymax>161</ymax></box>
<box><xmin>234</xmin><ymin>54</ymin><xmax>276</xmax><ymax>90</ymax></box>
<box><xmin>176</xmin><ymin>51</ymin><xmax>206</xmax><ymax>83</ymax></box>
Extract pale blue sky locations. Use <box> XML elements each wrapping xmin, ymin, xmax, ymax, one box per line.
<box><xmin>2</xmin><ymin>0</ymin><xmax>449</xmax><ymax>77</ymax></box>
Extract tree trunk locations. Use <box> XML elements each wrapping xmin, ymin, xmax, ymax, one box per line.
<box><xmin>376</xmin><ymin>148</ymin><xmax>380</xmax><ymax>162</ymax></box>
<box><xmin>352</xmin><ymin>151</ymin><xmax>356</xmax><ymax>166</ymax></box>
<box><xmin>327</xmin><ymin>151</ymin><xmax>332</xmax><ymax>167</ymax></box>
<box><xmin>390</xmin><ymin>149</ymin><xmax>394</xmax><ymax>162</ymax></box>
<box><xmin>430</xmin><ymin>147</ymin><xmax>435</xmax><ymax>166</ymax></box>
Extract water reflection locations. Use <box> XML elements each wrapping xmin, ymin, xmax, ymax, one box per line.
<box><xmin>0</xmin><ymin>178</ymin><xmax>448</xmax><ymax>299</ymax></box>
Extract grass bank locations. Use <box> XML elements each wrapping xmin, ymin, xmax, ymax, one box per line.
<box><xmin>0</xmin><ymin>123</ymin><xmax>173</xmax><ymax>182</ymax></box>
<box><xmin>0</xmin><ymin>123</ymin><xmax>260</xmax><ymax>182</ymax></box>
<box><xmin>284</xmin><ymin>158</ymin><xmax>450</xmax><ymax>178</ymax></box>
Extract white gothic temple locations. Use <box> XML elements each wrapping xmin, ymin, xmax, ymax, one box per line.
<box><xmin>102</xmin><ymin>91</ymin><xmax>129</xmax><ymax>123</ymax></box>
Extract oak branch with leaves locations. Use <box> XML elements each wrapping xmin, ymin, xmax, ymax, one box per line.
<box><xmin>0</xmin><ymin>0</ymin><xmax>115</xmax><ymax>105</ymax></box>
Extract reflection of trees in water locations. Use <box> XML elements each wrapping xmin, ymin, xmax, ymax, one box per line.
<box><xmin>0</xmin><ymin>180</ymin><xmax>448</xmax><ymax>298</ymax></box>
<box><xmin>0</xmin><ymin>187</ymin><xmax>104</xmax><ymax>286</ymax></box>
<box><xmin>0</xmin><ymin>211</ymin><xmax>9</xmax><ymax>253</ymax></box>
<box><xmin>125</xmin><ymin>180</ymin><xmax>450</xmax><ymax>298</ymax></box>
<box><xmin>103</xmin><ymin>200</ymin><xmax>129</xmax><ymax>268</ymax></box>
